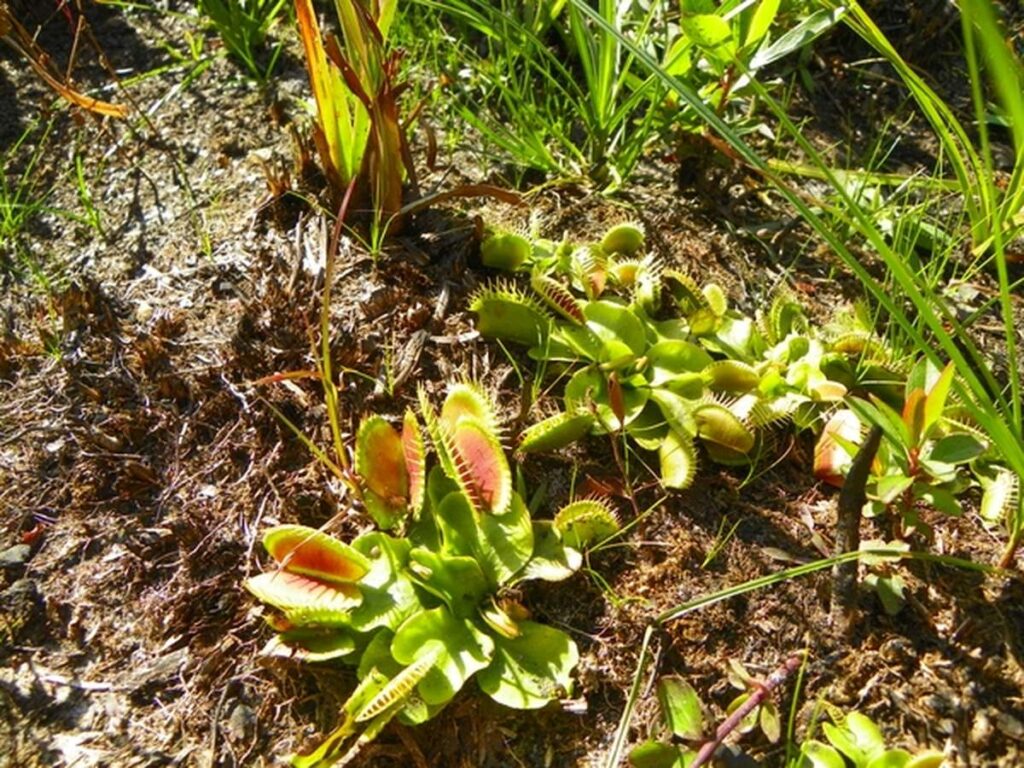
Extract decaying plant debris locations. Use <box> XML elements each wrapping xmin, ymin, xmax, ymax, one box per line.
<box><xmin>2</xmin><ymin>2</ymin><xmax>1024</xmax><ymax>768</ymax></box>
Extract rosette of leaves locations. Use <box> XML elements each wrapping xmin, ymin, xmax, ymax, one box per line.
<box><xmin>471</xmin><ymin>224</ymin><xmax>866</xmax><ymax>490</ymax></box>
<box><xmin>245</xmin><ymin>383</ymin><xmax>618</xmax><ymax>766</ymax></box>
<box><xmin>815</xmin><ymin>361</ymin><xmax>990</xmax><ymax>536</ymax></box>
<box><xmin>798</xmin><ymin>708</ymin><xmax>944</xmax><ymax>768</ymax></box>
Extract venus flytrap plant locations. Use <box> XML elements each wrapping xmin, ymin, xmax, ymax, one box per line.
<box><xmin>567</xmin><ymin>0</ymin><xmax>1024</xmax><ymax>567</ymax></box>
<box><xmin>471</xmin><ymin>223</ymin><xmax>873</xmax><ymax>491</ymax></box>
<box><xmin>246</xmin><ymin>383</ymin><xmax>618</xmax><ymax>766</ymax></box>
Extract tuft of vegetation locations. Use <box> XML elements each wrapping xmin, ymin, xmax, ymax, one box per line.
<box><xmin>246</xmin><ymin>383</ymin><xmax>618</xmax><ymax>765</ymax></box>
<box><xmin>197</xmin><ymin>0</ymin><xmax>290</xmax><ymax>83</ymax></box>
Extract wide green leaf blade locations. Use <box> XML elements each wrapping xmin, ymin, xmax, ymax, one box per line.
<box><xmin>348</xmin><ymin>532</ymin><xmax>420</xmax><ymax>632</ymax></box>
<box><xmin>477</xmin><ymin>621</ymin><xmax>578</xmax><ymax>709</ymax></box>
<box><xmin>657</xmin><ymin>676</ymin><xmax>704</xmax><ymax>741</ymax></box>
<box><xmin>392</xmin><ymin>607</ymin><xmax>495</xmax><ymax>706</ymax></box>
<box><xmin>408</xmin><ymin>548</ymin><xmax>489</xmax><ymax>619</ymax></box>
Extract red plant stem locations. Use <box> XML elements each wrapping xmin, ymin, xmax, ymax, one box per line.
<box><xmin>689</xmin><ymin>653</ymin><xmax>804</xmax><ymax>768</ymax></box>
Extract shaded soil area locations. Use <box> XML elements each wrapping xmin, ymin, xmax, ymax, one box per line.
<box><xmin>2</xmin><ymin>3</ymin><xmax>1023</xmax><ymax>767</ymax></box>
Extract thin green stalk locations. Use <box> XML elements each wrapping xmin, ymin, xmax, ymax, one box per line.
<box><xmin>655</xmin><ymin>549</ymin><xmax>999</xmax><ymax>626</ymax></box>
<box><xmin>605</xmin><ymin>623</ymin><xmax>656</xmax><ymax>768</ymax></box>
<box><xmin>321</xmin><ymin>178</ymin><xmax>360</xmax><ymax>479</ymax></box>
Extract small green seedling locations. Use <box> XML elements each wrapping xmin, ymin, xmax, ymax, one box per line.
<box><xmin>797</xmin><ymin>709</ymin><xmax>944</xmax><ymax>768</ymax></box>
<box><xmin>724</xmin><ymin>658</ymin><xmax>782</xmax><ymax>745</ymax></box>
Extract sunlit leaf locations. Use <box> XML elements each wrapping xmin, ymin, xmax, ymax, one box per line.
<box><xmin>391</xmin><ymin>607</ymin><xmax>495</xmax><ymax>706</ymax></box>
<box><xmin>263</xmin><ymin>525</ymin><xmax>371</xmax><ymax>584</ymax></box>
<box><xmin>477</xmin><ymin>621</ymin><xmax>578</xmax><ymax>709</ymax></box>
<box><xmin>657</xmin><ymin>677</ymin><xmax>704</xmax><ymax>741</ymax></box>
<box><xmin>245</xmin><ymin>571</ymin><xmax>361</xmax><ymax>625</ymax></box>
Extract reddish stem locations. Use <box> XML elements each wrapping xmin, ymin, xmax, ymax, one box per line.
<box><xmin>689</xmin><ymin>654</ymin><xmax>804</xmax><ymax>768</ymax></box>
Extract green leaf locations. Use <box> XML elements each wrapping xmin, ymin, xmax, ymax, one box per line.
<box><xmin>847</xmin><ymin>397</ymin><xmax>909</xmax><ymax>456</ymax></box>
<box><xmin>866</xmin><ymin>572</ymin><xmax>906</xmax><ymax>615</ymax></box>
<box><xmin>627</xmin><ymin>402</ymin><xmax>671</xmax><ymax>450</ymax></box>
<box><xmin>408</xmin><ymin>549</ymin><xmax>489</xmax><ymax>619</ymax></box>
<box><xmin>902</xmin><ymin>389</ymin><xmax>927</xmax><ymax>448</ymax></box>
<box><xmin>866</xmin><ymin>750</ymin><xmax>913</xmax><ymax>768</ymax></box>
<box><xmin>799</xmin><ymin>741</ymin><xmax>846</xmax><ymax>768</ymax></box>
<box><xmin>477</xmin><ymin>492</ymin><xmax>534</xmax><ymax>586</ymax></box>
<box><xmin>927</xmin><ymin>433</ymin><xmax>986</xmax><ymax>464</ymax></box>
<box><xmin>554</xmin><ymin>324</ymin><xmax>607</xmax><ymax>361</ymax></box>
<box><xmin>584</xmin><ymin>300</ymin><xmax>648</xmax><ymax>358</ymax></box>
<box><xmin>749</xmin><ymin>7</ymin><xmax>845</xmax><ymax>70</ymax></box>
<box><xmin>435</xmin><ymin>489</ymin><xmax>481</xmax><ymax>559</ymax></box>
<box><xmin>657</xmin><ymin>677</ymin><xmax>704</xmax><ymax>741</ymax></box>
<box><xmin>922</xmin><ymin>362</ymin><xmax>955</xmax><ymax>436</ymax></box>
<box><xmin>744</xmin><ymin>0</ymin><xmax>780</xmax><ymax>48</ymax></box>
<box><xmin>726</xmin><ymin>692</ymin><xmax>759</xmax><ymax>733</ymax></box>
<box><xmin>358</xmin><ymin>629</ymin><xmax>401</xmax><ymax>679</ymax></box>
<box><xmin>427</xmin><ymin>464</ymin><xmax>459</xmax><ymax>512</ymax></box>
<box><xmin>434</xmin><ymin>489</ymin><xmax>533</xmax><ymax>588</ymax></box>
<box><xmin>916</xmin><ymin>458</ymin><xmax>958</xmax><ymax>483</ymax></box>
<box><xmin>844</xmin><ymin>712</ymin><xmax>887</xmax><ymax>759</ymax></box>
<box><xmin>681</xmin><ymin>0</ymin><xmax>715</xmax><ymax>13</ymax></box>
<box><xmin>681</xmin><ymin>14</ymin><xmax>733</xmax><ymax>58</ymax></box>
<box><xmin>663</xmin><ymin>37</ymin><xmax>693</xmax><ymax>78</ymax></box>
<box><xmin>913</xmin><ymin>484</ymin><xmax>962</xmax><ymax>517</ymax></box>
<box><xmin>649</xmin><ymin>389</ymin><xmax>699</xmax><ymax>436</ymax></box>
<box><xmin>823</xmin><ymin>721</ymin><xmax>872</xmax><ymax>765</ymax></box>
<box><xmin>565</xmin><ymin>366</ymin><xmax>649</xmax><ymax>432</ymax></box>
<box><xmin>760</xmin><ymin>700</ymin><xmax>781</xmax><ymax>743</ymax></box>
<box><xmin>860</xmin><ymin>538</ymin><xmax>908</xmax><ymax>566</ymax></box>
<box><xmin>629</xmin><ymin>742</ymin><xmax>689</xmax><ymax>768</ymax></box>
<box><xmin>349</xmin><ymin>532</ymin><xmax>420</xmax><ymax>632</ymax></box>
<box><xmin>705</xmin><ymin>315</ymin><xmax>760</xmax><ymax>361</ymax></box>
<box><xmin>519</xmin><ymin>521</ymin><xmax>582</xmax><ymax>582</ymax></box>
<box><xmin>904</xmin><ymin>751</ymin><xmax>946</xmax><ymax>768</ymax></box>
<box><xmin>727</xmin><ymin>658</ymin><xmax>754</xmax><ymax>689</ymax></box>
<box><xmin>477</xmin><ymin>621</ymin><xmax>578</xmax><ymax>709</ymax></box>
<box><xmin>874</xmin><ymin>474</ymin><xmax>914</xmax><ymax>504</ymax></box>
<box><xmin>391</xmin><ymin>607</ymin><xmax>495</xmax><ymax>706</ymax></box>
